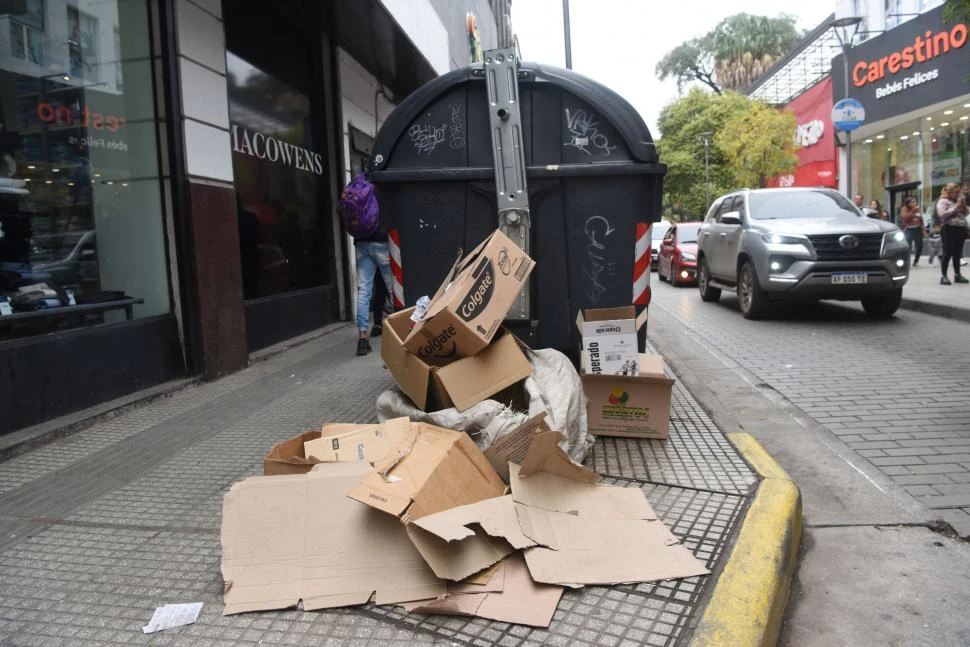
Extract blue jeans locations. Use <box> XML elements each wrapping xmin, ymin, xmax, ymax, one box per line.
<box><xmin>355</xmin><ymin>241</ymin><xmax>394</xmax><ymax>333</ymax></box>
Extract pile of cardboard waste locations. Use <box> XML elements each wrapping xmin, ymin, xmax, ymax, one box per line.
<box><xmin>220</xmin><ymin>229</ymin><xmax>708</xmax><ymax>628</ymax></box>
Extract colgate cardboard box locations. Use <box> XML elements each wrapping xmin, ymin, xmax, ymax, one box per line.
<box><xmin>382</xmin><ymin>307</ymin><xmax>532</xmax><ymax>412</ymax></box>
<box><xmin>404</xmin><ymin>230</ymin><xmax>534</xmax><ymax>362</ymax></box>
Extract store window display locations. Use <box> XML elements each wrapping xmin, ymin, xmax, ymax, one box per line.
<box><xmin>0</xmin><ymin>0</ymin><xmax>169</xmax><ymax>339</ymax></box>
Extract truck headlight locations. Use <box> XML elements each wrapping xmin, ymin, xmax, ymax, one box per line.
<box><xmin>760</xmin><ymin>233</ymin><xmax>806</xmax><ymax>245</ymax></box>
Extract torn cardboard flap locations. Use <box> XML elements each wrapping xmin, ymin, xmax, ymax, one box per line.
<box><xmin>303</xmin><ymin>417</ymin><xmax>411</xmax><ymax>463</ymax></box>
<box><xmin>484</xmin><ymin>413</ymin><xmax>598</xmax><ymax>485</ymax></box>
<box><xmin>349</xmin><ymin>423</ymin><xmax>507</xmax><ymax>522</ymax></box>
<box><xmin>220</xmin><ymin>462</ymin><xmax>445</xmax><ymax>615</ymax></box>
<box><xmin>507</xmin><ymin>463</ymin><xmax>709</xmax><ymax>587</ymax></box>
<box><xmin>400</xmin><ymin>553</ymin><xmax>563</xmax><ymax>628</ymax></box>
<box><xmin>406</xmin><ymin>495</ymin><xmax>537</xmax><ymax>581</ymax></box>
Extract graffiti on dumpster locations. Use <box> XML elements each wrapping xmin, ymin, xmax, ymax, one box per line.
<box><xmin>408</xmin><ymin>103</ymin><xmax>467</xmax><ymax>156</ymax></box>
<box><xmin>409</xmin><ymin>123</ymin><xmax>447</xmax><ymax>156</ymax></box>
<box><xmin>564</xmin><ymin>108</ymin><xmax>617</xmax><ymax>157</ymax></box>
<box><xmin>449</xmin><ymin>104</ymin><xmax>466</xmax><ymax>150</ymax></box>
<box><xmin>582</xmin><ymin>215</ymin><xmax>617</xmax><ymax>302</ymax></box>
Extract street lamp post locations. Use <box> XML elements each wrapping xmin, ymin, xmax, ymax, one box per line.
<box><xmin>831</xmin><ymin>16</ymin><xmax>863</xmax><ymax>200</ymax></box>
<box><xmin>699</xmin><ymin>131</ymin><xmax>713</xmax><ymax>211</ymax></box>
<box><xmin>562</xmin><ymin>0</ymin><xmax>572</xmax><ymax>69</ymax></box>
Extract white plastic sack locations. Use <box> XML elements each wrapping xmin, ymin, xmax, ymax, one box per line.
<box><xmin>377</xmin><ymin>347</ymin><xmax>592</xmax><ymax>464</ymax></box>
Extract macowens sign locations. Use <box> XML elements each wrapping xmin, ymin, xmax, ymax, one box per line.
<box><xmin>832</xmin><ymin>6</ymin><xmax>970</xmax><ymax>124</ymax></box>
<box><xmin>230</xmin><ymin>123</ymin><xmax>324</xmax><ymax>175</ymax></box>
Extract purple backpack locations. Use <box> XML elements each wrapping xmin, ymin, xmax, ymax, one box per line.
<box><xmin>339</xmin><ymin>173</ymin><xmax>380</xmax><ymax>238</ymax></box>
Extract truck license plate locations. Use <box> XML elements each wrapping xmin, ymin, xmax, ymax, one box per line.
<box><xmin>831</xmin><ymin>272</ymin><xmax>867</xmax><ymax>285</ymax></box>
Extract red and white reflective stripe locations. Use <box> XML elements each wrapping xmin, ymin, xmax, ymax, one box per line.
<box><xmin>388</xmin><ymin>228</ymin><xmax>405</xmax><ymax>309</ymax></box>
<box><xmin>633</xmin><ymin>222</ymin><xmax>650</xmax><ymax>305</ymax></box>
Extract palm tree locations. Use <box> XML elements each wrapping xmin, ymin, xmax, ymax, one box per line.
<box><xmin>709</xmin><ymin>14</ymin><xmax>801</xmax><ymax>91</ymax></box>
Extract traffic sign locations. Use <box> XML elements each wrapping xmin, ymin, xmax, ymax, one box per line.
<box><xmin>832</xmin><ymin>99</ymin><xmax>866</xmax><ymax>132</ymax></box>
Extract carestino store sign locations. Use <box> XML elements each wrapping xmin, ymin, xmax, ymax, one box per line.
<box><xmin>768</xmin><ymin>77</ymin><xmax>837</xmax><ymax>188</ymax></box>
<box><xmin>831</xmin><ymin>6</ymin><xmax>970</xmax><ymax>122</ymax></box>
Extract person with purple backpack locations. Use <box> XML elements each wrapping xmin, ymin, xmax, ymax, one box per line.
<box><xmin>339</xmin><ymin>173</ymin><xmax>393</xmax><ymax>355</ymax></box>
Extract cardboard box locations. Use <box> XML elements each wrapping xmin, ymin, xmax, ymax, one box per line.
<box><xmin>581</xmin><ymin>353</ymin><xmax>675</xmax><ymax>440</ymax></box>
<box><xmin>264</xmin><ymin>430</ymin><xmax>324</xmax><ymax>476</ymax></box>
<box><xmin>220</xmin><ymin>462</ymin><xmax>446</xmax><ymax>614</ymax></box>
<box><xmin>576</xmin><ymin>306</ymin><xmax>648</xmax><ymax>376</ymax></box>
<box><xmin>348</xmin><ymin>422</ymin><xmax>507</xmax><ymax>523</ymax></box>
<box><xmin>382</xmin><ymin>307</ymin><xmax>532</xmax><ymax>412</ymax></box>
<box><xmin>263</xmin><ymin>418</ymin><xmax>412</xmax><ymax>475</ymax></box>
<box><xmin>404</xmin><ymin>230</ymin><xmax>534</xmax><ymax>361</ymax></box>
<box><xmin>303</xmin><ymin>417</ymin><xmax>410</xmax><ymax>463</ymax></box>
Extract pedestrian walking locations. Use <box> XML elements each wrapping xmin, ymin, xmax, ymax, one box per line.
<box><xmin>899</xmin><ymin>196</ymin><xmax>924</xmax><ymax>266</ymax></box>
<box><xmin>339</xmin><ymin>172</ymin><xmax>394</xmax><ymax>354</ymax></box>
<box><xmin>935</xmin><ymin>182</ymin><xmax>968</xmax><ymax>284</ymax></box>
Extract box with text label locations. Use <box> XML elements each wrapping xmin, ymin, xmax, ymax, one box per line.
<box><xmin>403</xmin><ymin>229</ymin><xmax>534</xmax><ymax>362</ymax></box>
<box><xmin>576</xmin><ymin>306</ymin><xmax>647</xmax><ymax>376</ymax></box>
<box><xmin>383</xmin><ymin>307</ymin><xmax>532</xmax><ymax>412</ymax></box>
<box><xmin>581</xmin><ymin>354</ymin><xmax>674</xmax><ymax>439</ymax></box>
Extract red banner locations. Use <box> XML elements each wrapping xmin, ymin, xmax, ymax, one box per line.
<box><xmin>768</xmin><ymin>77</ymin><xmax>837</xmax><ymax>188</ymax></box>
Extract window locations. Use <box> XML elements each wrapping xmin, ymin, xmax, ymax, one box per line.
<box><xmin>0</xmin><ymin>1</ymin><xmax>169</xmax><ymax>340</ymax></box>
<box><xmin>748</xmin><ymin>190</ymin><xmax>857</xmax><ymax>219</ymax></box>
<box><xmin>9</xmin><ymin>0</ymin><xmax>45</xmax><ymax>65</ymax></box>
<box><xmin>67</xmin><ymin>6</ymin><xmax>99</xmax><ymax>81</ymax></box>
<box><xmin>715</xmin><ymin>196</ymin><xmax>738</xmax><ymax>221</ymax></box>
<box><xmin>113</xmin><ymin>28</ymin><xmax>123</xmax><ymax>91</ymax></box>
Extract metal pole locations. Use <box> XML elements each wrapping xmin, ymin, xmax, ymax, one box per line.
<box><xmin>562</xmin><ymin>0</ymin><xmax>572</xmax><ymax>69</ymax></box>
<box><xmin>843</xmin><ymin>51</ymin><xmax>852</xmax><ymax>200</ymax></box>
<box><xmin>700</xmin><ymin>131</ymin><xmax>713</xmax><ymax>210</ymax></box>
<box><xmin>704</xmin><ymin>139</ymin><xmax>710</xmax><ymax>208</ymax></box>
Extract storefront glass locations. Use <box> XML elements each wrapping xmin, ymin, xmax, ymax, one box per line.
<box><xmin>853</xmin><ymin>98</ymin><xmax>970</xmax><ymax>219</ymax></box>
<box><xmin>0</xmin><ymin>0</ymin><xmax>169</xmax><ymax>339</ymax></box>
<box><xmin>226</xmin><ymin>50</ymin><xmax>330</xmax><ymax>300</ymax></box>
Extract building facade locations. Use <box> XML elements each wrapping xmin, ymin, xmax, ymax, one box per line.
<box><xmin>832</xmin><ymin>4</ymin><xmax>970</xmax><ymax>215</ymax></box>
<box><xmin>0</xmin><ymin>0</ymin><xmax>509</xmax><ymax>435</ymax></box>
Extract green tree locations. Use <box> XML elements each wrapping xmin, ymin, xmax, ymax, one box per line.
<box><xmin>715</xmin><ymin>101</ymin><xmax>798</xmax><ymax>188</ymax></box>
<box><xmin>656</xmin><ymin>13</ymin><xmax>802</xmax><ymax>93</ymax></box>
<box><xmin>943</xmin><ymin>0</ymin><xmax>970</xmax><ymax>23</ymax></box>
<box><xmin>656</xmin><ymin>88</ymin><xmax>798</xmax><ymax>215</ymax></box>
<box><xmin>656</xmin><ymin>39</ymin><xmax>720</xmax><ymax>95</ymax></box>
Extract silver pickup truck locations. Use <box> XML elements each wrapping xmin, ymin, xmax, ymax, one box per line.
<box><xmin>696</xmin><ymin>187</ymin><xmax>910</xmax><ymax>319</ymax></box>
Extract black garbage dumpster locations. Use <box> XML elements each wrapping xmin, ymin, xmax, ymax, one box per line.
<box><xmin>369</xmin><ymin>60</ymin><xmax>666</xmax><ymax>356</ymax></box>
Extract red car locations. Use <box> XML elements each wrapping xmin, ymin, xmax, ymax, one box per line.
<box><xmin>658</xmin><ymin>222</ymin><xmax>702</xmax><ymax>286</ymax></box>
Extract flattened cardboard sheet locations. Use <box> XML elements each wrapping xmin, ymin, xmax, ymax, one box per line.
<box><xmin>400</xmin><ymin>553</ymin><xmax>563</xmax><ymax>628</ymax></box>
<box><xmin>406</xmin><ymin>495</ymin><xmax>536</xmax><ymax>581</ymax></box>
<box><xmin>508</xmin><ymin>463</ymin><xmax>709</xmax><ymax>586</ymax></box>
<box><xmin>221</xmin><ymin>462</ymin><xmax>445</xmax><ymax>614</ymax></box>
<box><xmin>348</xmin><ymin>423</ymin><xmax>507</xmax><ymax>522</ymax></box>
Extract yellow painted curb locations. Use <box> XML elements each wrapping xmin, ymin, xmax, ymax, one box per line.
<box><xmin>690</xmin><ymin>433</ymin><xmax>803</xmax><ymax>647</ymax></box>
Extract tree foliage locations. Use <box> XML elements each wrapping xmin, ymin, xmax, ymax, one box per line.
<box><xmin>656</xmin><ymin>88</ymin><xmax>798</xmax><ymax>217</ymax></box>
<box><xmin>943</xmin><ymin>0</ymin><xmax>970</xmax><ymax>24</ymax></box>
<box><xmin>656</xmin><ymin>13</ymin><xmax>802</xmax><ymax>94</ymax></box>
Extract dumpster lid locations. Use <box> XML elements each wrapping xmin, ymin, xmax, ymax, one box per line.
<box><xmin>371</xmin><ymin>61</ymin><xmax>659</xmax><ymax>168</ymax></box>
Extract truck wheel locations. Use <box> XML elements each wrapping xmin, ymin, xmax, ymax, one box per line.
<box><xmin>861</xmin><ymin>289</ymin><xmax>902</xmax><ymax>318</ymax></box>
<box><xmin>738</xmin><ymin>261</ymin><xmax>769</xmax><ymax>319</ymax></box>
<box><xmin>698</xmin><ymin>258</ymin><xmax>720</xmax><ymax>302</ymax></box>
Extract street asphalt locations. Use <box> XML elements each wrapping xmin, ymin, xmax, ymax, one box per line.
<box><xmin>0</xmin><ymin>260</ymin><xmax>965</xmax><ymax>646</ymax></box>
